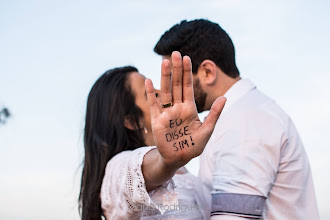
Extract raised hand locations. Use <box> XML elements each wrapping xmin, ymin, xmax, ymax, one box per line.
<box><xmin>145</xmin><ymin>51</ymin><xmax>226</xmax><ymax>168</ymax></box>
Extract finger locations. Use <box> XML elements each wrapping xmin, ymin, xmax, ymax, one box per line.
<box><xmin>171</xmin><ymin>51</ymin><xmax>183</xmax><ymax>104</ymax></box>
<box><xmin>145</xmin><ymin>79</ymin><xmax>160</xmax><ymax>118</ymax></box>
<box><xmin>155</xmin><ymin>88</ymin><xmax>161</xmax><ymax>108</ymax></box>
<box><xmin>160</xmin><ymin>59</ymin><xmax>172</xmax><ymax>108</ymax></box>
<box><xmin>199</xmin><ymin>96</ymin><xmax>227</xmax><ymax>137</ymax></box>
<box><xmin>182</xmin><ymin>55</ymin><xmax>194</xmax><ymax>102</ymax></box>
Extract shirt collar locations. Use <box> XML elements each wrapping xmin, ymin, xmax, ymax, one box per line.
<box><xmin>222</xmin><ymin>78</ymin><xmax>256</xmax><ymax>113</ymax></box>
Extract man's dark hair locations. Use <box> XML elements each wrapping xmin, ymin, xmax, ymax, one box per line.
<box><xmin>154</xmin><ymin>19</ymin><xmax>239</xmax><ymax>78</ymax></box>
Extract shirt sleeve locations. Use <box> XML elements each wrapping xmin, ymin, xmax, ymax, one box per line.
<box><xmin>192</xmin><ymin>174</ymin><xmax>212</xmax><ymax>220</ymax></box>
<box><xmin>210</xmin><ymin>109</ymin><xmax>286</xmax><ymax>219</ymax></box>
<box><xmin>100</xmin><ymin>146</ymin><xmax>174</xmax><ymax>220</ymax></box>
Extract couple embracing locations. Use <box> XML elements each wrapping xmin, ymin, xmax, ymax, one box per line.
<box><xmin>79</xmin><ymin>19</ymin><xmax>319</xmax><ymax>220</ymax></box>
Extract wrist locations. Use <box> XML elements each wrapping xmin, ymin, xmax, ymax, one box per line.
<box><xmin>157</xmin><ymin>152</ymin><xmax>187</xmax><ymax>172</ymax></box>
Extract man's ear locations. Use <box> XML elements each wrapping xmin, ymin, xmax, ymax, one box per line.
<box><xmin>199</xmin><ymin>60</ymin><xmax>217</xmax><ymax>85</ymax></box>
<box><xmin>124</xmin><ymin>116</ymin><xmax>138</xmax><ymax>130</ymax></box>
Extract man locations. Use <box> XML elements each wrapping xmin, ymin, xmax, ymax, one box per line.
<box><xmin>154</xmin><ymin>19</ymin><xmax>319</xmax><ymax>219</ymax></box>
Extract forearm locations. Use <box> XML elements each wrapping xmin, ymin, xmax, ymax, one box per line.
<box><xmin>142</xmin><ymin>148</ymin><xmax>180</xmax><ymax>191</ymax></box>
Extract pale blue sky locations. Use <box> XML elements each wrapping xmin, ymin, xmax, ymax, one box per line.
<box><xmin>1</xmin><ymin>0</ymin><xmax>329</xmax><ymax>219</ymax></box>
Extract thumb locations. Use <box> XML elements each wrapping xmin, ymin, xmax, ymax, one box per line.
<box><xmin>199</xmin><ymin>96</ymin><xmax>227</xmax><ymax>137</ymax></box>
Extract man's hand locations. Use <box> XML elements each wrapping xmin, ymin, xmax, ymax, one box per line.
<box><xmin>145</xmin><ymin>51</ymin><xmax>226</xmax><ymax>169</ymax></box>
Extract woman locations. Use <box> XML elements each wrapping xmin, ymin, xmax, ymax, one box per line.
<box><xmin>79</xmin><ymin>52</ymin><xmax>226</xmax><ymax>220</ymax></box>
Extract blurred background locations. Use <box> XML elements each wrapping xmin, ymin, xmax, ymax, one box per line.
<box><xmin>1</xmin><ymin>0</ymin><xmax>329</xmax><ymax>219</ymax></box>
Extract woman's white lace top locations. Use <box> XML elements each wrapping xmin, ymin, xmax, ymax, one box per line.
<box><xmin>100</xmin><ymin>146</ymin><xmax>210</xmax><ymax>220</ymax></box>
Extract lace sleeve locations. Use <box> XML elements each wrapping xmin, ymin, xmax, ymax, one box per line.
<box><xmin>100</xmin><ymin>146</ymin><xmax>175</xmax><ymax>220</ymax></box>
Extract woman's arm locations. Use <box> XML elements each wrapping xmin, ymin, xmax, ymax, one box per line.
<box><xmin>143</xmin><ymin>51</ymin><xmax>226</xmax><ymax>191</ymax></box>
<box><xmin>101</xmin><ymin>147</ymin><xmax>161</xmax><ymax>219</ymax></box>
<box><xmin>142</xmin><ymin>148</ymin><xmax>177</xmax><ymax>191</ymax></box>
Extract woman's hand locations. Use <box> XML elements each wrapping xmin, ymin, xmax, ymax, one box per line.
<box><xmin>145</xmin><ymin>51</ymin><xmax>226</xmax><ymax>169</ymax></box>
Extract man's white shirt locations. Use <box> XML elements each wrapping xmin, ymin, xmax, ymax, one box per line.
<box><xmin>199</xmin><ymin>79</ymin><xmax>319</xmax><ymax>219</ymax></box>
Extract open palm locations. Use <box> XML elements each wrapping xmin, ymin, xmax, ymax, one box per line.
<box><xmin>145</xmin><ymin>51</ymin><xmax>226</xmax><ymax>168</ymax></box>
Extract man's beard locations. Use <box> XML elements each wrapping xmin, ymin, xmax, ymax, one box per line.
<box><xmin>193</xmin><ymin>78</ymin><xmax>207</xmax><ymax>113</ymax></box>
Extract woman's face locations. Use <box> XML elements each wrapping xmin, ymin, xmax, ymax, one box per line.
<box><xmin>128</xmin><ymin>72</ymin><xmax>160</xmax><ymax>146</ymax></box>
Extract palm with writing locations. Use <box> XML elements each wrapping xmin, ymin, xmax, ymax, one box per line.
<box><xmin>145</xmin><ymin>51</ymin><xmax>226</xmax><ymax>168</ymax></box>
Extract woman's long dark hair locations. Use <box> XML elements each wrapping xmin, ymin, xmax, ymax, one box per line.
<box><xmin>79</xmin><ymin>66</ymin><xmax>146</xmax><ymax>220</ymax></box>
